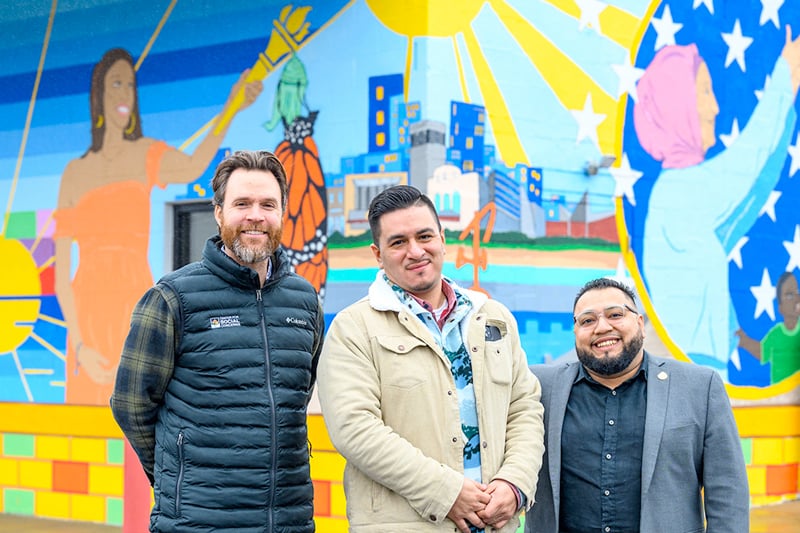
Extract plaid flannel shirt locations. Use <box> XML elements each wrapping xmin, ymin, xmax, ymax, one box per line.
<box><xmin>110</xmin><ymin>284</ymin><xmax>180</xmax><ymax>483</ymax></box>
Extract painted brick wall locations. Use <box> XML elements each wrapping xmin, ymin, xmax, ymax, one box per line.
<box><xmin>736</xmin><ymin>406</ymin><xmax>800</xmax><ymax>506</ymax></box>
<box><xmin>1</xmin><ymin>403</ymin><xmax>797</xmax><ymax>528</ymax></box>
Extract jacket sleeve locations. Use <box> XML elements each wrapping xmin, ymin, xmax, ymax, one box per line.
<box><xmin>489</xmin><ymin>304</ymin><xmax>545</xmax><ymax>509</ymax></box>
<box><xmin>317</xmin><ymin>307</ymin><xmax>464</xmax><ymax>522</ymax></box>
<box><xmin>703</xmin><ymin>371</ymin><xmax>750</xmax><ymax>533</ymax></box>
<box><xmin>110</xmin><ymin>284</ymin><xmax>178</xmax><ymax>484</ymax></box>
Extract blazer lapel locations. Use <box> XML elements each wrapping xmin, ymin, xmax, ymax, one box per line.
<box><xmin>642</xmin><ymin>355</ymin><xmax>669</xmax><ymax>494</ymax></box>
<box><xmin>548</xmin><ymin>363</ymin><xmax>579</xmax><ymax>512</ymax></box>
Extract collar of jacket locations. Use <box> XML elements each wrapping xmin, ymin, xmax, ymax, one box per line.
<box><xmin>367</xmin><ymin>270</ymin><xmax>488</xmax><ymax>313</ymax></box>
<box><xmin>201</xmin><ymin>235</ymin><xmax>291</xmax><ymax>290</ymax></box>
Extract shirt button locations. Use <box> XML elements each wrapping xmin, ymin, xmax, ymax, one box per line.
<box><xmin>447</xmin><ymin>390</ymin><xmax>453</xmax><ymax>395</ymax></box>
<box><xmin>452</xmin><ymin>437</ymin><xmax>458</xmax><ymax>443</ymax></box>
<box><xmin>398</xmin><ymin>345</ymin><xmax>405</xmax><ymax>351</ymax></box>
<box><xmin>608</xmin><ymin>419</ymin><xmax>615</xmax><ymax>425</ymax></box>
<box><xmin>482</xmin><ymin>441</ymin><xmax>488</xmax><ymax>448</ymax></box>
<box><xmin>611</xmin><ymin>390</ymin><xmax>617</xmax><ymax>396</ymax></box>
<box><xmin>604</xmin><ymin>489</ymin><xmax>610</xmax><ymax>496</ymax></box>
<box><xmin>606</xmin><ymin>453</ymin><xmax>612</xmax><ymax>459</ymax></box>
<box><xmin>605</xmin><ymin>527</ymin><xmax>611</xmax><ymax>532</ymax></box>
<box><xmin>429</xmin><ymin>514</ymin><xmax>437</xmax><ymax>522</ymax></box>
<box><xmin>472</xmin><ymin>346</ymin><xmax>478</xmax><ymax>352</ymax></box>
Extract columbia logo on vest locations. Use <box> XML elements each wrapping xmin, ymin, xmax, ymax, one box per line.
<box><xmin>286</xmin><ymin>316</ymin><xmax>308</xmax><ymax>327</ymax></box>
<box><xmin>210</xmin><ymin>315</ymin><xmax>241</xmax><ymax>328</ymax></box>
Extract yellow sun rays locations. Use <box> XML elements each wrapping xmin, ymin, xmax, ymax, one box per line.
<box><xmin>544</xmin><ymin>0</ymin><xmax>642</xmax><ymax>50</ymax></box>
<box><xmin>461</xmin><ymin>26</ymin><xmax>529</xmax><ymax>165</ymax></box>
<box><xmin>490</xmin><ymin>0</ymin><xmax>619</xmax><ymax>156</ymax></box>
<box><xmin>380</xmin><ymin>0</ymin><xmax>646</xmax><ymax>166</ymax></box>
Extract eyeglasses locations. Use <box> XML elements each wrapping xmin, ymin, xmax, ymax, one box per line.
<box><xmin>574</xmin><ymin>304</ymin><xmax>638</xmax><ymax>329</ymax></box>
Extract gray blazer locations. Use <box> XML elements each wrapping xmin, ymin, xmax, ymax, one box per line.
<box><xmin>525</xmin><ymin>354</ymin><xmax>749</xmax><ymax>533</ymax></box>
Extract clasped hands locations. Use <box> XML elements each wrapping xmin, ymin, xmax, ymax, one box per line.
<box><xmin>446</xmin><ymin>478</ymin><xmax>518</xmax><ymax>532</ymax></box>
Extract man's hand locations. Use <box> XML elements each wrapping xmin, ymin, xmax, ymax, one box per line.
<box><xmin>447</xmin><ymin>478</ymin><xmax>491</xmax><ymax>533</ymax></box>
<box><xmin>477</xmin><ymin>480</ymin><xmax>518</xmax><ymax>530</ymax></box>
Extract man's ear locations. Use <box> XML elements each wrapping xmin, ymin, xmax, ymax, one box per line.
<box><xmin>213</xmin><ymin>204</ymin><xmax>222</xmax><ymax>228</ymax></box>
<box><xmin>370</xmin><ymin>243</ymin><xmax>383</xmax><ymax>267</ymax></box>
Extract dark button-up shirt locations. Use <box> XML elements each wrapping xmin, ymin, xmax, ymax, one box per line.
<box><xmin>559</xmin><ymin>356</ymin><xmax>648</xmax><ymax>533</ymax></box>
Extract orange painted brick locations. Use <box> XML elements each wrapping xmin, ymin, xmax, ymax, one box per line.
<box><xmin>18</xmin><ymin>459</ymin><xmax>52</xmax><ymax>490</ymax></box>
<box><xmin>52</xmin><ymin>461</ymin><xmax>89</xmax><ymax>494</ymax></box>
<box><xmin>35</xmin><ymin>490</ymin><xmax>70</xmax><ymax>519</ymax></box>
<box><xmin>766</xmin><ymin>464</ymin><xmax>798</xmax><ymax>496</ymax></box>
<box><xmin>71</xmin><ymin>493</ymin><xmax>106</xmax><ymax>522</ymax></box>
<box><xmin>313</xmin><ymin>479</ymin><xmax>331</xmax><ymax>517</ymax></box>
<box><xmin>0</xmin><ymin>458</ymin><xmax>18</xmax><ymax>486</ymax></box>
<box><xmin>747</xmin><ymin>465</ymin><xmax>767</xmax><ymax>495</ymax></box>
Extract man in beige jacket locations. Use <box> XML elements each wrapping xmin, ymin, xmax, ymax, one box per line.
<box><xmin>318</xmin><ymin>185</ymin><xmax>544</xmax><ymax>532</ymax></box>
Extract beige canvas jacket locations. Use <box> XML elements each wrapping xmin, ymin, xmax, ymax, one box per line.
<box><xmin>318</xmin><ymin>272</ymin><xmax>545</xmax><ymax>532</ymax></box>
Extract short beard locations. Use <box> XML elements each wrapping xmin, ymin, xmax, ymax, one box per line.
<box><xmin>576</xmin><ymin>328</ymin><xmax>644</xmax><ymax>376</ymax></box>
<box><xmin>220</xmin><ymin>225</ymin><xmax>282</xmax><ymax>266</ymax></box>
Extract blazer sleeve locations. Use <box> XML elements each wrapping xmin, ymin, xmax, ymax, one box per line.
<box><xmin>702</xmin><ymin>371</ymin><xmax>750</xmax><ymax>533</ymax></box>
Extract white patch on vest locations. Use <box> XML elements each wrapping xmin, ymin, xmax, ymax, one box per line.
<box><xmin>210</xmin><ymin>315</ymin><xmax>241</xmax><ymax>328</ymax></box>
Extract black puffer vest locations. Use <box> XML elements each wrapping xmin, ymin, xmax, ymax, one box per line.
<box><xmin>150</xmin><ymin>236</ymin><xmax>320</xmax><ymax>532</ymax></box>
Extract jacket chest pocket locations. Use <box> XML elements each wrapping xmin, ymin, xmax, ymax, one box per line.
<box><xmin>483</xmin><ymin>320</ymin><xmax>512</xmax><ymax>385</ymax></box>
<box><xmin>375</xmin><ymin>335</ymin><xmax>432</xmax><ymax>390</ymax></box>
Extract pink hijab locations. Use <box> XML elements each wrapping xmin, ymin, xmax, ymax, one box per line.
<box><xmin>634</xmin><ymin>44</ymin><xmax>705</xmax><ymax>169</ymax></box>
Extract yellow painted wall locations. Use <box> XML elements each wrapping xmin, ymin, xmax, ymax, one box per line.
<box><xmin>1</xmin><ymin>402</ymin><xmax>798</xmax><ymax>527</ymax></box>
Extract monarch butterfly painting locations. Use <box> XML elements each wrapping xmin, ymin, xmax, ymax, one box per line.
<box><xmin>266</xmin><ymin>55</ymin><xmax>328</xmax><ymax>300</ymax></box>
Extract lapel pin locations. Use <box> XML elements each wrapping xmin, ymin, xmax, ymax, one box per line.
<box><xmin>657</xmin><ymin>371</ymin><xmax>668</xmax><ymax>381</ymax></box>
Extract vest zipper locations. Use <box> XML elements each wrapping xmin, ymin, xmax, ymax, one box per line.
<box><xmin>256</xmin><ymin>289</ymin><xmax>276</xmax><ymax>531</ymax></box>
<box><xmin>176</xmin><ymin>431</ymin><xmax>185</xmax><ymax>516</ymax></box>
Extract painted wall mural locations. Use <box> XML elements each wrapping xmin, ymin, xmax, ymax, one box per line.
<box><xmin>1</xmin><ymin>0</ymin><xmax>798</xmax><ymax>414</ymax></box>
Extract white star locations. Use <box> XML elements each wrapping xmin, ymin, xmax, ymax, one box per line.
<box><xmin>609</xmin><ymin>153</ymin><xmax>643</xmax><ymax>206</ymax></box>
<box><xmin>693</xmin><ymin>0</ymin><xmax>714</xmax><ymax>15</ymax></box>
<box><xmin>576</xmin><ymin>0</ymin><xmax>607</xmax><ymax>34</ymax></box>
<box><xmin>571</xmin><ymin>93</ymin><xmax>606</xmax><ymax>148</ymax></box>
<box><xmin>755</xmin><ymin>74</ymin><xmax>771</xmax><ymax>101</ymax></box>
<box><xmin>759</xmin><ymin>0</ymin><xmax>783</xmax><ymax>28</ymax></box>
<box><xmin>722</xmin><ymin>20</ymin><xmax>753</xmax><ymax>71</ymax></box>
<box><xmin>784</xmin><ymin>225</ymin><xmax>800</xmax><ymax>272</ymax></box>
<box><xmin>788</xmin><ymin>132</ymin><xmax>800</xmax><ymax>177</ymax></box>
<box><xmin>750</xmin><ymin>269</ymin><xmax>776</xmax><ymax>320</ymax></box>
<box><xmin>611</xmin><ymin>58</ymin><xmax>645</xmax><ymax>102</ymax></box>
<box><xmin>728</xmin><ymin>236</ymin><xmax>749</xmax><ymax>269</ymax></box>
<box><xmin>759</xmin><ymin>190</ymin><xmax>782</xmax><ymax>222</ymax></box>
<box><xmin>720</xmin><ymin>118</ymin><xmax>740</xmax><ymax>148</ymax></box>
<box><xmin>651</xmin><ymin>5</ymin><xmax>683</xmax><ymax>51</ymax></box>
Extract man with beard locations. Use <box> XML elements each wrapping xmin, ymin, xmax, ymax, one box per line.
<box><xmin>525</xmin><ymin>277</ymin><xmax>749</xmax><ymax>533</ymax></box>
<box><xmin>111</xmin><ymin>150</ymin><xmax>323</xmax><ymax>532</ymax></box>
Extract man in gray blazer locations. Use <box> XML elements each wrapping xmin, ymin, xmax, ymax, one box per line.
<box><xmin>526</xmin><ymin>277</ymin><xmax>749</xmax><ymax>533</ymax></box>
